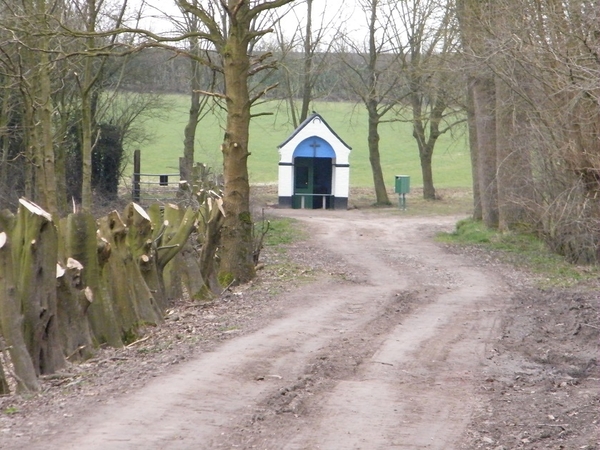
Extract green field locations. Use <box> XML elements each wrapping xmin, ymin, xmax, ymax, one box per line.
<box><xmin>134</xmin><ymin>95</ymin><xmax>471</xmax><ymax>189</ymax></box>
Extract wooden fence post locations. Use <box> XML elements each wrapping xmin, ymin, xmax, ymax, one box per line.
<box><xmin>133</xmin><ymin>149</ymin><xmax>141</xmax><ymax>203</ymax></box>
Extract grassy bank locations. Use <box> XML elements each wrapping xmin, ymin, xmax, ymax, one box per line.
<box><xmin>438</xmin><ymin>218</ymin><xmax>598</xmax><ymax>286</ymax></box>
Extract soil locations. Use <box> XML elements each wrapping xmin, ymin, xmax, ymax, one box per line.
<box><xmin>0</xmin><ymin>206</ymin><xmax>598</xmax><ymax>450</ymax></box>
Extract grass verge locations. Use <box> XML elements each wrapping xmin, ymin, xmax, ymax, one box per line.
<box><xmin>349</xmin><ymin>187</ymin><xmax>474</xmax><ymax>216</ymax></box>
<box><xmin>262</xmin><ymin>216</ymin><xmax>305</xmax><ymax>247</ymax></box>
<box><xmin>438</xmin><ymin>218</ymin><xmax>598</xmax><ymax>287</ymax></box>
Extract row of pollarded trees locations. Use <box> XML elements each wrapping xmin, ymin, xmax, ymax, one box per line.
<box><xmin>0</xmin><ymin>0</ymin><xmax>295</xmax><ymax>331</ymax></box>
<box><xmin>0</xmin><ymin>195</ymin><xmax>220</xmax><ymax>393</ymax></box>
<box><xmin>458</xmin><ymin>0</ymin><xmax>600</xmax><ymax>263</ymax></box>
<box><xmin>0</xmin><ymin>0</ymin><xmax>256</xmax><ymax>393</ymax></box>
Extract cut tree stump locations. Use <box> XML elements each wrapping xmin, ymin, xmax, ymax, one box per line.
<box><xmin>0</xmin><ymin>198</ymin><xmax>205</xmax><ymax>390</ymax></box>
<box><xmin>12</xmin><ymin>199</ymin><xmax>65</xmax><ymax>375</ymax></box>
<box><xmin>0</xmin><ymin>228</ymin><xmax>40</xmax><ymax>392</ymax></box>
<box><xmin>97</xmin><ymin>205</ymin><xmax>162</xmax><ymax>343</ymax></box>
<box><xmin>147</xmin><ymin>203</ymin><xmax>199</xmax><ymax>306</ymax></box>
<box><xmin>56</xmin><ymin>213</ymin><xmax>96</xmax><ymax>360</ymax></box>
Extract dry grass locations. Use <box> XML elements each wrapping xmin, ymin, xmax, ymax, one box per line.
<box><xmin>251</xmin><ymin>184</ymin><xmax>474</xmax><ymax>218</ymax></box>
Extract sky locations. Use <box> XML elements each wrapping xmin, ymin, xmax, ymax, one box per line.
<box><xmin>136</xmin><ymin>0</ymin><xmax>365</xmax><ymax>39</ymax></box>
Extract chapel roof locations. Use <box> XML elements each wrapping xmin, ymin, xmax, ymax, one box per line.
<box><xmin>277</xmin><ymin>112</ymin><xmax>352</xmax><ymax>151</ymax></box>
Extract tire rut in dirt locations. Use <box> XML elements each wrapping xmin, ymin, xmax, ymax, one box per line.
<box><xmin>215</xmin><ymin>290</ymin><xmax>420</xmax><ymax>448</ymax></box>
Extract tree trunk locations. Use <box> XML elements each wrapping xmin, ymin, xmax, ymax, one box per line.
<box><xmin>172</xmin><ymin>246</ymin><xmax>203</xmax><ymax>299</ymax></box>
<box><xmin>124</xmin><ymin>202</ymin><xmax>162</xmax><ymax>300</ymax></box>
<box><xmin>181</xmin><ymin>58</ymin><xmax>202</xmax><ymax>182</ymax></box>
<box><xmin>0</xmin><ymin>84</ymin><xmax>12</xmax><ymax>206</ymax></box>
<box><xmin>35</xmin><ymin>40</ymin><xmax>59</xmax><ymax>215</ymax></box>
<box><xmin>299</xmin><ymin>0</ymin><xmax>314</xmax><ymax>123</ymax></box>
<box><xmin>57</xmin><ymin>213</ymin><xmax>98</xmax><ymax>359</ymax></box>
<box><xmin>156</xmin><ymin>205</ymin><xmax>198</xmax><ymax>268</ymax></box>
<box><xmin>364</xmin><ymin>0</ymin><xmax>391</xmax><ymax>206</ymax></box>
<box><xmin>456</xmin><ymin>0</ymin><xmax>494</xmax><ymax>221</ymax></box>
<box><xmin>147</xmin><ymin>203</ymin><xmax>199</xmax><ymax>305</ymax></box>
<box><xmin>21</xmin><ymin>48</ymin><xmax>59</xmax><ymax>215</ymax></box>
<box><xmin>80</xmin><ymin>0</ymin><xmax>102</xmax><ymax>213</ymax></box>
<box><xmin>367</xmin><ymin>103</ymin><xmax>391</xmax><ymax>205</ymax></box>
<box><xmin>95</xmin><ymin>208</ymin><xmax>161</xmax><ymax>344</ymax></box>
<box><xmin>80</xmin><ymin>87</ymin><xmax>94</xmax><ymax>213</ymax></box>
<box><xmin>54</xmin><ymin>131</ymin><xmax>69</xmax><ymax>216</ymax></box>
<box><xmin>0</xmin><ymin>218</ymin><xmax>40</xmax><ymax>392</ymax></box>
<box><xmin>64</xmin><ymin>212</ymin><xmax>123</xmax><ymax>347</ymax></box>
<box><xmin>412</xmin><ymin>92</ymin><xmax>444</xmax><ymax>201</ymax></box>
<box><xmin>472</xmin><ymin>76</ymin><xmax>499</xmax><ymax>228</ymax></box>
<box><xmin>0</xmin><ymin>356</ymin><xmax>9</xmax><ymax>395</ymax></box>
<box><xmin>12</xmin><ymin>199</ymin><xmax>65</xmax><ymax>375</ymax></box>
<box><xmin>197</xmin><ymin>203</ymin><xmax>225</xmax><ymax>298</ymax></box>
<box><xmin>174</xmin><ymin>0</ymin><xmax>298</xmax><ymax>285</ymax></box>
<box><xmin>55</xmin><ymin>259</ymin><xmax>95</xmax><ymax>362</ymax></box>
<box><xmin>419</xmin><ymin>146</ymin><xmax>436</xmax><ymax>200</ymax></box>
<box><xmin>495</xmin><ymin>75</ymin><xmax>533</xmax><ymax>231</ymax></box>
<box><xmin>466</xmin><ymin>78</ymin><xmax>482</xmax><ymax>220</ymax></box>
<box><xmin>219</xmin><ymin>24</ymin><xmax>255</xmax><ymax>285</ymax></box>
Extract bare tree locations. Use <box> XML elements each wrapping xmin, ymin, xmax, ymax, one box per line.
<box><xmin>272</xmin><ymin>0</ymin><xmax>340</xmax><ymax>127</ymax></box>
<box><xmin>175</xmin><ymin>0</ymin><xmax>296</xmax><ymax>284</ymax></box>
<box><xmin>70</xmin><ymin>0</ymin><xmax>130</xmax><ymax>212</ymax></box>
<box><xmin>336</xmin><ymin>0</ymin><xmax>403</xmax><ymax>205</ymax></box>
<box><xmin>0</xmin><ymin>21</ymin><xmax>24</xmax><ymax>211</ymax></box>
<box><xmin>0</xmin><ymin>0</ymin><xmax>152</xmax><ymax>212</ymax></box>
<box><xmin>390</xmin><ymin>0</ymin><xmax>465</xmax><ymax>200</ymax></box>
<box><xmin>298</xmin><ymin>0</ymin><xmax>314</xmax><ymax>123</ymax></box>
<box><xmin>8</xmin><ymin>0</ymin><xmax>61</xmax><ymax>215</ymax></box>
<box><xmin>145</xmin><ymin>0</ymin><xmax>219</xmax><ymax>183</ymax></box>
<box><xmin>456</xmin><ymin>0</ymin><xmax>499</xmax><ymax>228</ymax></box>
<box><xmin>457</xmin><ymin>0</ymin><xmax>600</xmax><ymax>261</ymax></box>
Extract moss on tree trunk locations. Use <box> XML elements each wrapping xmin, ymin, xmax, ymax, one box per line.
<box><xmin>97</xmin><ymin>207</ymin><xmax>162</xmax><ymax>344</ymax></box>
<box><xmin>147</xmin><ymin>203</ymin><xmax>199</xmax><ymax>305</ymax></box>
<box><xmin>219</xmin><ymin>26</ymin><xmax>256</xmax><ymax>285</ymax></box>
<box><xmin>57</xmin><ymin>213</ymin><xmax>98</xmax><ymax>359</ymax></box>
<box><xmin>12</xmin><ymin>200</ymin><xmax>65</xmax><ymax>375</ymax></box>
<box><xmin>0</xmin><ymin>221</ymin><xmax>40</xmax><ymax>392</ymax></box>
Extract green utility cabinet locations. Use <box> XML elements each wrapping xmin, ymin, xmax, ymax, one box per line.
<box><xmin>394</xmin><ymin>175</ymin><xmax>410</xmax><ymax>194</ymax></box>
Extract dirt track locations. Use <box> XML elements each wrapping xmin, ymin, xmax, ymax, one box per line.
<box><xmin>2</xmin><ymin>208</ymin><xmax>598</xmax><ymax>449</ymax></box>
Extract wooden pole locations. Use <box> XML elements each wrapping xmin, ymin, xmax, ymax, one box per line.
<box><xmin>133</xmin><ymin>149</ymin><xmax>141</xmax><ymax>203</ymax></box>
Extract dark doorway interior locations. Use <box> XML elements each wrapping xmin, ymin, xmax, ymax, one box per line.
<box><xmin>293</xmin><ymin>157</ymin><xmax>333</xmax><ymax>209</ymax></box>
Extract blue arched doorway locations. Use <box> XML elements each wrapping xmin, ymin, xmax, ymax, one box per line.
<box><xmin>292</xmin><ymin>137</ymin><xmax>334</xmax><ymax>209</ymax></box>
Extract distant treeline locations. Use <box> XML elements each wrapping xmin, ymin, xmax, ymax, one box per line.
<box><xmin>115</xmin><ymin>47</ymin><xmax>409</xmax><ymax>103</ymax></box>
